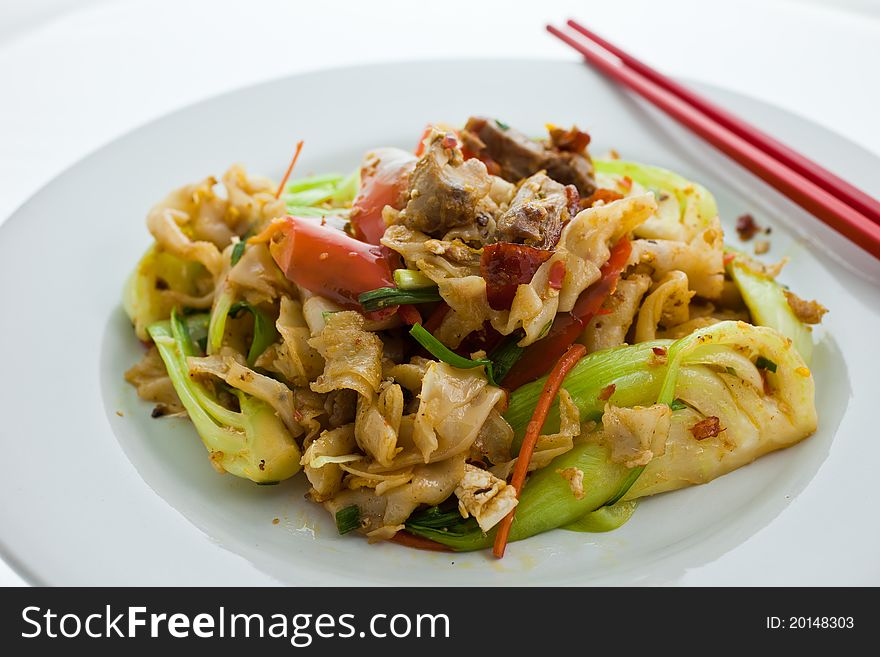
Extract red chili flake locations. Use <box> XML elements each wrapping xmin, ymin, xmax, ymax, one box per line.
<box><xmin>736</xmin><ymin>213</ymin><xmax>760</xmax><ymax>241</ymax></box>
<box><xmin>441</xmin><ymin>132</ymin><xmax>459</xmax><ymax>150</ymax></box>
<box><xmin>723</xmin><ymin>252</ymin><xmax>736</xmax><ymax>266</ymax></box>
<box><xmin>651</xmin><ymin>346</ymin><xmax>668</xmax><ymax>365</ymax></box>
<box><xmin>480</xmin><ymin>242</ymin><xmax>553</xmax><ymax>310</ymax></box>
<box><xmin>548</xmin><ymin>260</ymin><xmax>567</xmax><ymax>290</ymax></box>
<box><xmin>580</xmin><ymin>188</ymin><xmax>624</xmax><ymax>209</ymax></box>
<box><xmin>690</xmin><ymin>416</ymin><xmax>723</xmax><ymax>440</ymax></box>
<box><xmin>598</xmin><ymin>383</ymin><xmax>616</xmax><ymax>401</ymax></box>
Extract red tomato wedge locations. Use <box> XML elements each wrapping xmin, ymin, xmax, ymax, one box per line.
<box><xmin>502</xmin><ymin>238</ymin><xmax>632</xmax><ymax>390</ymax></box>
<box><xmin>350</xmin><ymin>148</ymin><xmax>416</xmax><ymax>246</ymax></box>
<box><xmin>252</xmin><ymin>216</ymin><xmax>393</xmax><ymax>309</ymax></box>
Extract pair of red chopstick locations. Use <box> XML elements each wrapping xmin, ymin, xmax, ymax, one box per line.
<box><xmin>548</xmin><ymin>20</ymin><xmax>880</xmax><ymax>260</ymax></box>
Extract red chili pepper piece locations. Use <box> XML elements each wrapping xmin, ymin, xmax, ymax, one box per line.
<box><xmin>480</xmin><ymin>242</ymin><xmax>553</xmax><ymax>311</ymax></box>
<box><xmin>502</xmin><ymin>238</ymin><xmax>632</xmax><ymax>389</ymax></box>
<box><xmin>548</xmin><ymin>260</ymin><xmax>566</xmax><ymax>290</ymax></box>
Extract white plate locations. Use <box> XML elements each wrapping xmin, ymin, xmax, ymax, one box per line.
<box><xmin>1</xmin><ymin>60</ymin><xmax>878</xmax><ymax>586</ymax></box>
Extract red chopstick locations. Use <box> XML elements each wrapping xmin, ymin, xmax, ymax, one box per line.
<box><xmin>547</xmin><ymin>23</ymin><xmax>880</xmax><ymax>260</ymax></box>
<box><xmin>565</xmin><ymin>20</ymin><xmax>880</xmax><ymax>228</ymax></box>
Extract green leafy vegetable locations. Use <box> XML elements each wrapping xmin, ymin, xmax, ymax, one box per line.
<box><xmin>603</xmin><ymin>467</ymin><xmax>645</xmax><ymax>507</ymax></box>
<box><xmin>405</xmin><ymin>444</ymin><xmax>631</xmax><ymax>551</ymax></box>
<box><xmin>230</xmin><ymin>241</ymin><xmax>246</xmax><ymax>266</ymax></box>
<box><xmin>123</xmin><ymin>245</ymin><xmax>210</xmax><ymax>341</ymax></box>
<box><xmin>670</xmin><ymin>398</ymin><xmax>688</xmax><ymax>411</ymax></box>
<box><xmin>594</xmin><ymin>159</ymin><xmax>717</xmax><ymax>223</ymax></box>
<box><xmin>335</xmin><ymin>505</ymin><xmax>361</xmax><ymax>535</ymax></box>
<box><xmin>207</xmin><ymin>288</ymin><xmax>235</xmax><ymax>355</ymax></box>
<box><xmin>409</xmin><ymin>324</ymin><xmax>497</xmax><ymax>386</ymax></box>
<box><xmin>206</xmin><ymin>286</ymin><xmax>277</xmax><ymax>366</ymax></box>
<box><xmin>505</xmin><ymin>340</ymin><xmax>669</xmax><ymax>449</ymax></box>
<box><xmin>147</xmin><ymin>311</ymin><xmax>301</xmax><ymax>484</ymax></box>
<box><xmin>727</xmin><ymin>253</ymin><xmax>813</xmax><ymax>364</ymax></box>
<box><xmin>495</xmin><ymin>119</ymin><xmax>510</xmax><ymax>130</ymax></box>
<box><xmin>562</xmin><ymin>500</ymin><xmax>638</xmax><ymax>533</ymax></box>
<box><xmin>284</xmin><ymin>205</ymin><xmax>350</xmax><ymax>218</ymax></box>
<box><xmin>359</xmin><ymin>287</ymin><xmax>442</xmax><ymax>311</ymax></box>
<box><xmin>228</xmin><ymin>301</ymin><xmax>279</xmax><ymax>366</ymax></box>
<box><xmin>755</xmin><ymin>355</ymin><xmax>778</xmax><ymax>373</ymax></box>
<box><xmin>410</xmin><ymin>320</ymin><xmax>818</xmax><ymax>550</ymax></box>
<box><xmin>282</xmin><ymin>170</ymin><xmax>360</xmax><ymax>214</ymax></box>
<box><xmin>488</xmin><ymin>332</ymin><xmax>526</xmax><ymax>384</ymax></box>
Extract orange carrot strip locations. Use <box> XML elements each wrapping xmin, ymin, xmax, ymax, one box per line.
<box><xmin>492</xmin><ymin>343</ymin><xmax>588</xmax><ymax>559</ymax></box>
<box><xmin>274</xmin><ymin>140</ymin><xmax>304</xmax><ymax>199</ymax></box>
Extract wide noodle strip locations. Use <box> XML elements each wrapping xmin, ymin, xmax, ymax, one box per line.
<box><xmin>122</xmin><ymin>116</ymin><xmax>824</xmax><ymax>557</ymax></box>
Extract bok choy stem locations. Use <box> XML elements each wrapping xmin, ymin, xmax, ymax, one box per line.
<box><xmin>727</xmin><ymin>253</ymin><xmax>813</xmax><ymax>364</ymax></box>
<box><xmin>405</xmin><ymin>443</ymin><xmax>630</xmax><ymax>551</ymax></box>
<box><xmin>148</xmin><ymin>310</ymin><xmax>301</xmax><ymax>483</ymax></box>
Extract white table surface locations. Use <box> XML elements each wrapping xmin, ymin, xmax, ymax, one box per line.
<box><xmin>1</xmin><ymin>0</ymin><xmax>878</xmax><ymax>587</ymax></box>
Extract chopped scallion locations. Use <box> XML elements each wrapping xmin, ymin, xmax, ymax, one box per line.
<box><xmin>409</xmin><ymin>324</ymin><xmax>497</xmax><ymax>386</ymax></box>
<box><xmin>393</xmin><ymin>269</ymin><xmax>436</xmax><ymax>290</ymax></box>
<box><xmin>228</xmin><ymin>301</ymin><xmax>278</xmax><ymax>366</ymax></box>
<box><xmin>755</xmin><ymin>356</ymin><xmax>778</xmax><ymax>373</ymax></box>
<box><xmin>230</xmin><ymin>240</ymin><xmax>246</xmax><ymax>266</ymax></box>
<box><xmin>335</xmin><ymin>505</ymin><xmax>361</xmax><ymax>535</ymax></box>
<box><xmin>358</xmin><ymin>286</ymin><xmax>442</xmax><ymax>312</ymax></box>
<box><xmin>488</xmin><ymin>332</ymin><xmax>526</xmax><ymax>385</ymax></box>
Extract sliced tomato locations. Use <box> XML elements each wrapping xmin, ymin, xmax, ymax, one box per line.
<box><xmin>502</xmin><ymin>238</ymin><xmax>632</xmax><ymax>390</ymax></box>
<box><xmin>350</xmin><ymin>148</ymin><xmax>417</xmax><ymax>246</ymax></box>
<box><xmin>253</xmin><ymin>216</ymin><xmax>393</xmax><ymax>309</ymax></box>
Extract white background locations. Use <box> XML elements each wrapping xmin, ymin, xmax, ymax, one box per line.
<box><xmin>1</xmin><ymin>0</ymin><xmax>878</xmax><ymax>587</ymax></box>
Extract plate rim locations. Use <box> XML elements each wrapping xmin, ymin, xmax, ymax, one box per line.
<box><xmin>1</xmin><ymin>58</ymin><xmax>877</xmax><ymax>586</ymax></box>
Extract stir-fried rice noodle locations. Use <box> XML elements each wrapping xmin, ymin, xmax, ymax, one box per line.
<box><xmin>123</xmin><ymin>119</ymin><xmax>823</xmax><ymax>547</ymax></box>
